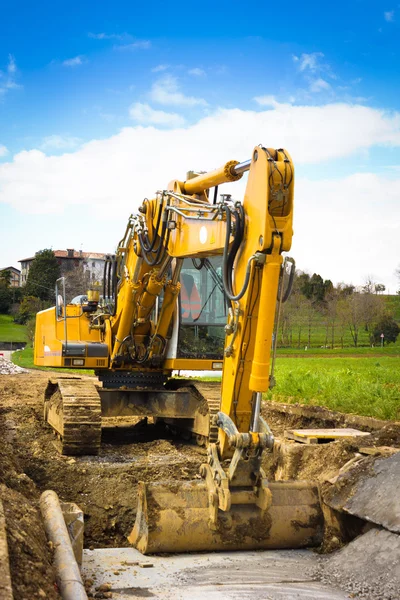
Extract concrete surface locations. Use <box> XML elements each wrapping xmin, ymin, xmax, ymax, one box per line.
<box><xmin>82</xmin><ymin>547</ymin><xmax>349</xmax><ymax>599</ymax></box>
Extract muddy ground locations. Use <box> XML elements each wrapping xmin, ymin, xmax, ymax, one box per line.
<box><xmin>1</xmin><ymin>370</ymin><xmax>400</xmax><ymax>599</ymax></box>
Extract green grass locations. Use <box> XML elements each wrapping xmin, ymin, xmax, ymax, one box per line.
<box><xmin>277</xmin><ymin>345</ymin><xmax>400</xmax><ymax>357</ymax></box>
<box><xmin>0</xmin><ymin>314</ymin><xmax>27</xmax><ymax>343</ymax></box>
<box><xmin>266</xmin><ymin>356</ymin><xmax>400</xmax><ymax>421</ymax></box>
<box><xmin>12</xmin><ymin>345</ymin><xmax>94</xmax><ymax>375</ymax></box>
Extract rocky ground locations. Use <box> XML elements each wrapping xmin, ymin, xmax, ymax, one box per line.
<box><xmin>1</xmin><ymin>360</ymin><xmax>400</xmax><ymax>599</ymax></box>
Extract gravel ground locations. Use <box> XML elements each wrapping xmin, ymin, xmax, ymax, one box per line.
<box><xmin>314</xmin><ymin>527</ymin><xmax>400</xmax><ymax>600</ymax></box>
<box><xmin>0</xmin><ymin>356</ymin><xmax>28</xmax><ymax>375</ymax></box>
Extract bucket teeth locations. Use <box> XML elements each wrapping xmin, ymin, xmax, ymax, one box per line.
<box><xmin>129</xmin><ymin>480</ymin><xmax>323</xmax><ymax>554</ymax></box>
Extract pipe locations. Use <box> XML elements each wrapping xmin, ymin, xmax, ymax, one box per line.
<box><xmin>232</xmin><ymin>159</ymin><xmax>251</xmax><ymax>175</ymax></box>
<box><xmin>40</xmin><ymin>491</ymin><xmax>88</xmax><ymax>600</ymax></box>
<box><xmin>251</xmin><ymin>392</ymin><xmax>262</xmax><ymax>432</ymax></box>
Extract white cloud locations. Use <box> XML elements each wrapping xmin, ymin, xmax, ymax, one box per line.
<box><xmin>309</xmin><ymin>78</ymin><xmax>331</xmax><ymax>93</ymax></box>
<box><xmin>129</xmin><ymin>102</ymin><xmax>185</xmax><ymax>127</ymax></box>
<box><xmin>0</xmin><ymin>145</ymin><xmax>8</xmax><ymax>157</ymax></box>
<box><xmin>40</xmin><ymin>135</ymin><xmax>82</xmax><ymax>151</ymax></box>
<box><xmin>116</xmin><ymin>40</ymin><xmax>151</xmax><ymax>50</ymax></box>
<box><xmin>384</xmin><ymin>10</ymin><xmax>394</xmax><ymax>21</ymax></box>
<box><xmin>88</xmin><ymin>32</ymin><xmax>124</xmax><ymax>40</ymax></box>
<box><xmin>0</xmin><ymin>54</ymin><xmax>21</xmax><ymax>96</ymax></box>
<box><xmin>1</xmin><ymin>102</ymin><xmax>400</xmax><ymax>290</ymax></box>
<box><xmin>188</xmin><ymin>68</ymin><xmax>205</xmax><ymax>76</ymax></box>
<box><xmin>253</xmin><ymin>95</ymin><xmax>283</xmax><ymax>108</ymax></box>
<box><xmin>152</xmin><ymin>64</ymin><xmax>169</xmax><ymax>72</ymax></box>
<box><xmin>293</xmin><ymin>52</ymin><xmax>324</xmax><ymax>72</ymax></box>
<box><xmin>62</xmin><ymin>56</ymin><xmax>85</xmax><ymax>67</ymax></box>
<box><xmin>149</xmin><ymin>75</ymin><xmax>207</xmax><ymax>107</ymax></box>
<box><xmin>294</xmin><ymin>174</ymin><xmax>400</xmax><ymax>291</ymax></box>
<box><xmin>7</xmin><ymin>54</ymin><xmax>16</xmax><ymax>74</ymax></box>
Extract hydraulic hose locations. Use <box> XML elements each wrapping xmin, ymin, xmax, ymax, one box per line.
<box><xmin>221</xmin><ymin>204</ymin><xmax>251</xmax><ymax>302</ymax></box>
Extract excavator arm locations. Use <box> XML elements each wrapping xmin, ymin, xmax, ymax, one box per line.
<box><xmin>113</xmin><ymin>146</ymin><xmax>323</xmax><ymax>553</ymax></box>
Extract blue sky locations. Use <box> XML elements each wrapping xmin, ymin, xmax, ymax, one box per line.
<box><xmin>1</xmin><ymin>0</ymin><xmax>400</xmax><ymax>291</ymax></box>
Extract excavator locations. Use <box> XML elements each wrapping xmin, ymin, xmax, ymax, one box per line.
<box><xmin>34</xmin><ymin>145</ymin><xmax>323</xmax><ymax>553</ymax></box>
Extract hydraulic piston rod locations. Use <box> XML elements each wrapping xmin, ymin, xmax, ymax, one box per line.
<box><xmin>181</xmin><ymin>158</ymin><xmax>251</xmax><ymax>195</ymax></box>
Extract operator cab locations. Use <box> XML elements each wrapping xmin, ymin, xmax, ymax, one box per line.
<box><xmin>176</xmin><ymin>257</ymin><xmax>227</xmax><ymax>360</ymax></box>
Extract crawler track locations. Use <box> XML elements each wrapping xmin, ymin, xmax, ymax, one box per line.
<box><xmin>44</xmin><ymin>378</ymin><xmax>102</xmax><ymax>455</ymax></box>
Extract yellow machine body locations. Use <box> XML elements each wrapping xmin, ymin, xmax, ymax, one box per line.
<box><xmin>33</xmin><ymin>146</ymin><xmax>323</xmax><ymax>554</ymax></box>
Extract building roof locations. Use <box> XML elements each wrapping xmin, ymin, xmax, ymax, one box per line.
<box><xmin>19</xmin><ymin>250</ymin><xmax>107</xmax><ymax>262</ymax></box>
<box><xmin>0</xmin><ymin>266</ymin><xmax>21</xmax><ymax>273</ymax></box>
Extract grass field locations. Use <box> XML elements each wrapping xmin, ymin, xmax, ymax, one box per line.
<box><xmin>0</xmin><ymin>314</ymin><xmax>27</xmax><ymax>343</ymax></box>
<box><xmin>10</xmin><ymin>335</ymin><xmax>400</xmax><ymax>422</ymax></box>
<box><xmin>267</xmin><ymin>356</ymin><xmax>400</xmax><ymax>421</ymax></box>
<box><xmin>11</xmin><ymin>345</ymin><xmax>94</xmax><ymax>375</ymax></box>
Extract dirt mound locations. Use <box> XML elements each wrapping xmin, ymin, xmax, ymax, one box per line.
<box><xmin>315</xmin><ymin>528</ymin><xmax>400</xmax><ymax>600</ymax></box>
<box><xmin>0</xmin><ymin>485</ymin><xmax>59</xmax><ymax>600</ymax></box>
<box><xmin>0</xmin><ymin>371</ymin><xmax>205</xmax><ymax>597</ymax></box>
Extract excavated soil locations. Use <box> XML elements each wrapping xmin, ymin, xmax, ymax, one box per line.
<box><xmin>1</xmin><ymin>370</ymin><xmax>400</xmax><ymax>599</ymax></box>
<box><xmin>0</xmin><ymin>371</ymin><xmax>205</xmax><ymax>599</ymax></box>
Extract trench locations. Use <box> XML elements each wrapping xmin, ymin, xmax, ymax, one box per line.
<box><xmin>1</xmin><ymin>371</ymin><xmax>400</xmax><ymax>599</ymax></box>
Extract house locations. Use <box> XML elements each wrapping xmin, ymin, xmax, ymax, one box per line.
<box><xmin>19</xmin><ymin>249</ymin><xmax>107</xmax><ymax>285</ymax></box>
<box><xmin>0</xmin><ymin>266</ymin><xmax>21</xmax><ymax>287</ymax></box>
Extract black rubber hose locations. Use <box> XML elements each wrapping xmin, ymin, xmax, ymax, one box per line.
<box><xmin>140</xmin><ymin>198</ymin><xmax>163</xmax><ymax>254</ymax></box>
<box><xmin>110</xmin><ymin>257</ymin><xmax>118</xmax><ymax>315</ymax></box>
<box><xmin>140</xmin><ymin>199</ymin><xmax>171</xmax><ymax>266</ymax></box>
<box><xmin>221</xmin><ymin>205</ymin><xmax>251</xmax><ymax>302</ymax></box>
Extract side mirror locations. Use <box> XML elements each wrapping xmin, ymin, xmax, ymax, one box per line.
<box><xmin>56</xmin><ymin>294</ymin><xmax>64</xmax><ymax>318</ymax></box>
<box><xmin>55</xmin><ymin>277</ymin><xmax>66</xmax><ymax>320</ymax></box>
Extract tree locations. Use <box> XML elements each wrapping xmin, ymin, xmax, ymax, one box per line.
<box><xmin>0</xmin><ymin>283</ymin><xmax>12</xmax><ymax>313</ymax></box>
<box><xmin>0</xmin><ymin>269</ymin><xmax>11</xmax><ymax>286</ymax></box>
<box><xmin>24</xmin><ymin>249</ymin><xmax>61</xmax><ymax>301</ymax></box>
<box><xmin>14</xmin><ymin>296</ymin><xmax>46</xmax><ymax>324</ymax></box>
<box><xmin>64</xmin><ymin>263</ymin><xmax>92</xmax><ymax>303</ymax></box>
<box><xmin>372</xmin><ymin>315</ymin><xmax>400</xmax><ymax>345</ymax></box>
<box><xmin>298</xmin><ymin>272</ymin><xmax>333</xmax><ymax>305</ymax></box>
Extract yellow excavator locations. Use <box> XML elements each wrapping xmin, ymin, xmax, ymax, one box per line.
<box><xmin>34</xmin><ymin>145</ymin><xmax>323</xmax><ymax>553</ymax></box>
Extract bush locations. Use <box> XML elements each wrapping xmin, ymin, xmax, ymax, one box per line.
<box><xmin>14</xmin><ymin>296</ymin><xmax>47</xmax><ymax>325</ymax></box>
<box><xmin>372</xmin><ymin>315</ymin><xmax>400</xmax><ymax>345</ymax></box>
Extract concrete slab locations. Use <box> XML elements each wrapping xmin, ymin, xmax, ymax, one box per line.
<box><xmin>82</xmin><ymin>547</ymin><xmax>349</xmax><ymax>599</ymax></box>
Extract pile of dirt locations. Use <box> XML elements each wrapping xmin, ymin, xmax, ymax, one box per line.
<box><xmin>0</xmin><ymin>371</ymin><xmax>205</xmax><ymax>598</ymax></box>
<box><xmin>0</xmin><ymin>485</ymin><xmax>59</xmax><ymax>600</ymax></box>
<box><xmin>0</xmin><ymin>356</ymin><xmax>28</xmax><ymax>375</ymax></box>
<box><xmin>315</xmin><ymin>528</ymin><xmax>400</xmax><ymax>600</ymax></box>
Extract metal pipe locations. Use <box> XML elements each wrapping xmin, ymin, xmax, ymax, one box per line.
<box><xmin>40</xmin><ymin>491</ymin><xmax>88</xmax><ymax>600</ymax></box>
<box><xmin>171</xmin><ymin>258</ymin><xmax>184</xmax><ymax>285</ymax></box>
<box><xmin>232</xmin><ymin>159</ymin><xmax>251</xmax><ymax>175</ymax></box>
<box><xmin>251</xmin><ymin>391</ymin><xmax>262</xmax><ymax>432</ymax></box>
<box><xmin>155</xmin><ymin>255</ymin><xmax>172</xmax><ymax>281</ymax></box>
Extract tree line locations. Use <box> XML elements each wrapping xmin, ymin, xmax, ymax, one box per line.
<box><xmin>1</xmin><ymin>250</ymin><xmax>400</xmax><ymax>348</ymax></box>
<box><xmin>279</xmin><ymin>271</ymin><xmax>400</xmax><ymax>348</ymax></box>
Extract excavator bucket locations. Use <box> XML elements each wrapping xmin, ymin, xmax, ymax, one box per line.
<box><xmin>129</xmin><ymin>479</ymin><xmax>323</xmax><ymax>554</ymax></box>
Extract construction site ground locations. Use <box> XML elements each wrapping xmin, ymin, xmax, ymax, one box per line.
<box><xmin>1</xmin><ymin>369</ymin><xmax>400</xmax><ymax>599</ymax></box>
